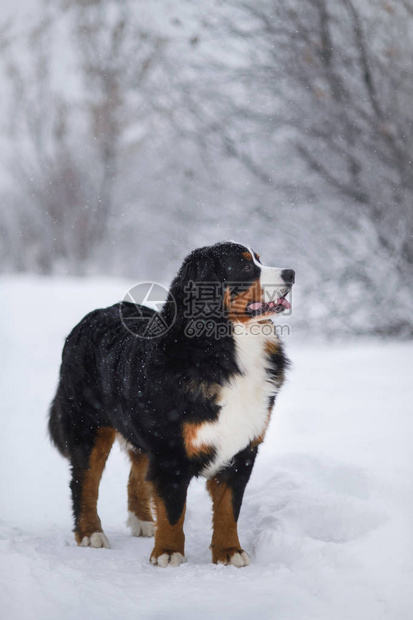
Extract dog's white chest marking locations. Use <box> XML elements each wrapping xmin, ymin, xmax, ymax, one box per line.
<box><xmin>197</xmin><ymin>326</ymin><xmax>280</xmax><ymax>478</ymax></box>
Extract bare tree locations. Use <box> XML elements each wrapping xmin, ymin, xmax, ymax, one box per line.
<box><xmin>1</xmin><ymin>0</ymin><xmax>412</xmax><ymax>334</ymax></box>
<box><xmin>0</xmin><ymin>0</ymin><xmax>173</xmax><ymax>273</ymax></box>
<box><xmin>184</xmin><ymin>0</ymin><xmax>413</xmax><ymax>333</ymax></box>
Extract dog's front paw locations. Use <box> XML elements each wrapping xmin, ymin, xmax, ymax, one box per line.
<box><xmin>213</xmin><ymin>547</ymin><xmax>250</xmax><ymax>567</ymax></box>
<box><xmin>127</xmin><ymin>511</ymin><xmax>155</xmax><ymax>537</ymax></box>
<box><xmin>78</xmin><ymin>531</ymin><xmax>110</xmax><ymax>549</ymax></box>
<box><xmin>150</xmin><ymin>550</ymin><xmax>186</xmax><ymax>568</ymax></box>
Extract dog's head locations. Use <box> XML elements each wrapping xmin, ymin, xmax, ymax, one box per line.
<box><xmin>170</xmin><ymin>241</ymin><xmax>295</xmax><ymax>324</ymax></box>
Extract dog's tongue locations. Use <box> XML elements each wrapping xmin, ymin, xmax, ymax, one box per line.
<box><xmin>277</xmin><ymin>297</ymin><xmax>291</xmax><ymax>309</ymax></box>
<box><xmin>249</xmin><ymin>298</ymin><xmax>291</xmax><ymax>312</ymax></box>
<box><xmin>268</xmin><ymin>298</ymin><xmax>291</xmax><ymax>310</ymax></box>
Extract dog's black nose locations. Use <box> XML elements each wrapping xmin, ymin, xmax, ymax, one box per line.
<box><xmin>281</xmin><ymin>269</ymin><xmax>295</xmax><ymax>284</ymax></box>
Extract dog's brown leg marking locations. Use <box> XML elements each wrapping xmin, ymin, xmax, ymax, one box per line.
<box><xmin>150</xmin><ymin>492</ymin><xmax>186</xmax><ymax>565</ymax></box>
<box><xmin>207</xmin><ymin>478</ymin><xmax>247</xmax><ymax>565</ymax></box>
<box><xmin>75</xmin><ymin>427</ymin><xmax>116</xmax><ymax>544</ymax></box>
<box><xmin>127</xmin><ymin>450</ymin><xmax>154</xmax><ymax>523</ymax></box>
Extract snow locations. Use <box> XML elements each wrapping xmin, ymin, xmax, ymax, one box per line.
<box><xmin>1</xmin><ymin>275</ymin><xmax>412</xmax><ymax>620</ymax></box>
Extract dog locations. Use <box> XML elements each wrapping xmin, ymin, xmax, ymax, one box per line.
<box><xmin>48</xmin><ymin>241</ymin><xmax>295</xmax><ymax>567</ymax></box>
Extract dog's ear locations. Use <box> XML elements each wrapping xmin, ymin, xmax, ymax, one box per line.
<box><xmin>177</xmin><ymin>248</ymin><xmax>218</xmax><ymax>283</ymax></box>
<box><xmin>180</xmin><ymin>253</ymin><xmax>218</xmax><ymax>283</ymax></box>
<box><xmin>169</xmin><ymin>247</ymin><xmax>219</xmax><ymax>303</ymax></box>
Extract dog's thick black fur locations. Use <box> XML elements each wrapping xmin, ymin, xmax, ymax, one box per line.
<box><xmin>49</xmin><ymin>241</ymin><xmax>293</xmax><ymax>566</ymax></box>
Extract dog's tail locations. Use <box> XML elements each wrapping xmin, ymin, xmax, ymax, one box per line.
<box><xmin>48</xmin><ymin>392</ymin><xmax>70</xmax><ymax>458</ymax></box>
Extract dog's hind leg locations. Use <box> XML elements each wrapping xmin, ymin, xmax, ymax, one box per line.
<box><xmin>70</xmin><ymin>426</ymin><xmax>116</xmax><ymax>548</ymax></box>
<box><xmin>126</xmin><ymin>450</ymin><xmax>155</xmax><ymax>537</ymax></box>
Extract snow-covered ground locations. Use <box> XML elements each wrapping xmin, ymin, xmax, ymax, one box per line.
<box><xmin>1</xmin><ymin>276</ymin><xmax>412</xmax><ymax>620</ymax></box>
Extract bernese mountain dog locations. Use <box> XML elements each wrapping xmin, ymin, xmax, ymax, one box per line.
<box><xmin>48</xmin><ymin>241</ymin><xmax>295</xmax><ymax>568</ymax></box>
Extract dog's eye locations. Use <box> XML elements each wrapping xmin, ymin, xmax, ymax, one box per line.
<box><xmin>244</xmin><ymin>263</ymin><xmax>253</xmax><ymax>272</ymax></box>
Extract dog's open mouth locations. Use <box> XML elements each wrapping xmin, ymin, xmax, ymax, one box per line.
<box><xmin>247</xmin><ymin>297</ymin><xmax>291</xmax><ymax>316</ymax></box>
